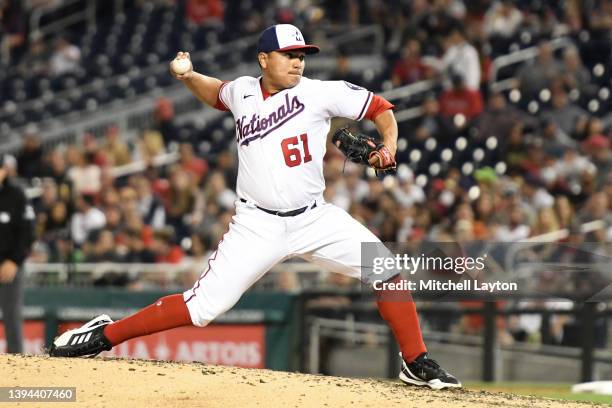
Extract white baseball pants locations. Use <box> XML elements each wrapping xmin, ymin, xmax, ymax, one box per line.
<box><xmin>183</xmin><ymin>199</ymin><xmax>386</xmax><ymax>327</ymax></box>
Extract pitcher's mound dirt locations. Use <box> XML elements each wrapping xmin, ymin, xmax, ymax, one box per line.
<box><xmin>0</xmin><ymin>355</ymin><xmax>598</xmax><ymax>407</ymax></box>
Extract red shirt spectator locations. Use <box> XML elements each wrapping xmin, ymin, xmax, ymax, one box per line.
<box><xmin>179</xmin><ymin>143</ymin><xmax>208</xmax><ymax>184</ymax></box>
<box><xmin>391</xmin><ymin>39</ymin><xmax>430</xmax><ymax>86</ymax></box>
<box><xmin>186</xmin><ymin>0</ymin><xmax>224</xmax><ymax>25</ymax></box>
<box><xmin>439</xmin><ymin>75</ymin><xmax>484</xmax><ymax>120</ymax></box>
<box><xmin>156</xmin><ymin>245</ymin><xmax>184</xmax><ymax>263</ymax></box>
<box><xmin>152</xmin><ymin>229</ymin><xmax>184</xmax><ymax>263</ymax></box>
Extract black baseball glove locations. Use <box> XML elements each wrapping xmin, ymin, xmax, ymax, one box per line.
<box><xmin>332</xmin><ymin>127</ymin><xmax>397</xmax><ymax>173</ymax></box>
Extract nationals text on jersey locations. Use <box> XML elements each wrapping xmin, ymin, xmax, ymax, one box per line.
<box><xmin>236</xmin><ymin>93</ymin><xmax>305</xmax><ymax>146</ymax></box>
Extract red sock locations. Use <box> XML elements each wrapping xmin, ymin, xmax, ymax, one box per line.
<box><xmin>103</xmin><ymin>294</ymin><xmax>193</xmax><ymax>346</ymax></box>
<box><xmin>375</xmin><ymin>276</ymin><xmax>427</xmax><ymax>362</ymax></box>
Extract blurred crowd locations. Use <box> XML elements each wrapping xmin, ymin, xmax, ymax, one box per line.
<box><xmin>16</xmin><ymin>99</ymin><xmax>234</xmax><ymax>285</ymax></box>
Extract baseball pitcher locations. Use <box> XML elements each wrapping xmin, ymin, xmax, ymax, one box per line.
<box><xmin>50</xmin><ymin>24</ymin><xmax>460</xmax><ymax>390</ymax></box>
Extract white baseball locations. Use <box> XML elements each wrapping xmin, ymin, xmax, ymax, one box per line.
<box><xmin>171</xmin><ymin>58</ymin><xmax>192</xmax><ymax>75</ymax></box>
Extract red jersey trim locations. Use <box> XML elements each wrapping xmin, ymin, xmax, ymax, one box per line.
<box><xmin>260</xmin><ymin>78</ymin><xmax>271</xmax><ymax>100</ymax></box>
<box><xmin>364</xmin><ymin>95</ymin><xmax>394</xmax><ymax>121</ymax></box>
<box><xmin>214</xmin><ymin>81</ymin><xmax>231</xmax><ymax>111</ymax></box>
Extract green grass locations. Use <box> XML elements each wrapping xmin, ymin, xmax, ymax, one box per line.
<box><xmin>466</xmin><ymin>382</ymin><xmax>612</xmax><ymax>405</ymax></box>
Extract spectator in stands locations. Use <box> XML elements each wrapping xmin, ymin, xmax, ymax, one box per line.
<box><xmin>39</xmin><ymin>213</ymin><xmax>69</xmax><ymax>262</ymax></box>
<box><xmin>42</xmin><ymin>201</ymin><xmax>70</xmax><ymax>240</ymax></box>
<box><xmin>523</xmin><ymin>3</ymin><xmax>561</xmax><ymax>38</ymax></box>
<box><xmin>17</xmin><ymin>129</ymin><xmax>45</xmax><ymax>179</ymax></box>
<box><xmin>204</xmin><ymin>170</ymin><xmax>237</xmax><ymax>212</ymax></box>
<box><xmin>413</xmin><ymin>94</ymin><xmax>455</xmax><ymax>145</ymax></box>
<box><xmin>323</xmin><ymin>156</ymin><xmax>350</xmax><ymax>208</ymax></box>
<box><xmin>70</xmin><ymin>194</ymin><xmax>106</xmax><ymax>245</ymax></box>
<box><xmin>118</xmin><ymin>187</ymin><xmax>140</xmax><ymax>223</ymax></box>
<box><xmin>138</xmin><ymin>129</ymin><xmax>165</xmax><ymax>160</ymax></box>
<box><xmin>37</xmin><ymin>178</ymin><xmax>59</xmax><ymax>211</ymax></box>
<box><xmin>472</xmin><ymin>192</ymin><xmax>495</xmax><ymax>240</ymax></box>
<box><xmin>516</xmin><ymin>40</ymin><xmax>562</xmax><ymax>99</ymax></box>
<box><xmin>123</xmin><ymin>228</ymin><xmax>155</xmax><ymax>263</ymax></box>
<box><xmin>561</xmin><ymin>46</ymin><xmax>592</xmax><ymax>92</ymax></box>
<box><xmin>17</xmin><ymin>34</ymin><xmax>50</xmax><ymax>76</ymax></box>
<box><xmin>564</xmin><ymin>0</ymin><xmax>583</xmax><ymax>34</ymax></box>
<box><xmin>1</xmin><ymin>154</ymin><xmax>17</xmax><ymax>179</ymax></box>
<box><xmin>483</xmin><ymin>0</ymin><xmax>523</xmax><ymax>39</ymax></box>
<box><xmin>439</xmin><ymin>73</ymin><xmax>484</xmax><ymax>122</ymax></box>
<box><xmin>554</xmin><ymin>147</ymin><xmax>596</xmax><ymax>190</ymax></box>
<box><xmin>151</xmin><ymin>228</ymin><xmax>184</xmax><ymax>264</ymax></box>
<box><xmin>416</xmin><ymin>1</ymin><xmax>458</xmax><ymax>53</ymax></box>
<box><xmin>436</xmin><ymin>24</ymin><xmax>481</xmax><ymax>90</ymax></box>
<box><xmin>133</xmin><ymin>175</ymin><xmax>166</xmax><ymax>230</ymax></box>
<box><xmin>586</xmin><ymin>0</ymin><xmax>612</xmax><ymax>64</ymax></box>
<box><xmin>520</xmin><ymin>173</ymin><xmax>555</xmax><ymax>213</ymax></box>
<box><xmin>179</xmin><ymin>142</ymin><xmax>207</xmax><ymax>185</ymax></box>
<box><xmin>49</xmin><ymin>36</ymin><xmax>81</xmax><ymax>77</ymax></box>
<box><xmin>531</xmin><ymin>207</ymin><xmax>561</xmax><ymax>236</ymax></box>
<box><xmin>214</xmin><ymin>150</ymin><xmax>238</xmax><ymax>190</ymax></box>
<box><xmin>342</xmin><ymin>162</ymin><xmax>370</xmax><ymax>203</ymax></box>
<box><xmin>329</xmin><ymin>51</ymin><xmax>362</xmax><ymax>85</ymax></box>
<box><xmin>102</xmin><ymin>205</ymin><xmax>123</xmax><ymax>236</ymax></box>
<box><xmin>183</xmin><ymin>232</ymin><xmax>211</xmax><ymax>265</ymax></box>
<box><xmin>504</xmin><ymin>122</ymin><xmax>531</xmax><ymax>174</ymax></box>
<box><xmin>583</xmin><ymin>133</ymin><xmax>611</xmax><ymax>187</ymax></box>
<box><xmin>43</xmin><ymin>150</ymin><xmax>71</xmax><ymax>199</ymax></box>
<box><xmin>495</xmin><ymin>204</ymin><xmax>531</xmax><ymax>241</ymax></box>
<box><xmin>582</xmin><ymin>116</ymin><xmax>610</xmax><ymax>154</ymax></box>
<box><xmin>99</xmin><ymin>185</ymin><xmax>120</xmax><ymax>211</ymax></box>
<box><xmin>67</xmin><ymin>150</ymin><xmax>102</xmax><ymax>195</ymax></box>
<box><xmin>554</xmin><ymin>195</ymin><xmax>575</xmax><ymax>229</ymax></box>
<box><xmin>474</xmin><ymin>91</ymin><xmax>531</xmax><ymax>141</ymax></box>
<box><xmin>540</xmin><ymin>118</ymin><xmax>577</xmax><ymax>156</ymax></box>
<box><xmin>165</xmin><ymin>167</ymin><xmax>200</xmax><ymax>242</ymax></box>
<box><xmin>85</xmin><ymin>229</ymin><xmax>120</xmax><ymax>262</ymax></box>
<box><xmin>102</xmin><ymin>126</ymin><xmax>131</xmax><ymax>167</ymax></box>
<box><xmin>440</xmin><ymin>0</ymin><xmax>467</xmax><ymax>20</ymax></box>
<box><xmin>153</xmin><ymin>97</ymin><xmax>178</xmax><ymax>148</ymax></box>
<box><xmin>541</xmin><ymin>87</ymin><xmax>589</xmax><ymax>139</ymax></box>
<box><xmin>580</xmin><ymin>193</ymin><xmax>611</xmax><ymax>232</ymax></box>
<box><xmin>452</xmin><ymin>202</ymin><xmax>477</xmax><ymax>241</ymax></box>
<box><xmin>82</xmin><ymin>133</ymin><xmax>107</xmax><ymax>167</ymax></box>
<box><xmin>185</xmin><ymin>0</ymin><xmax>224</xmax><ymax>26</ymax></box>
<box><xmin>391</xmin><ymin>38</ymin><xmax>431</xmax><ymax>87</ymax></box>
<box><xmin>0</xmin><ymin>0</ymin><xmax>26</xmax><ymax>64</ymax></box>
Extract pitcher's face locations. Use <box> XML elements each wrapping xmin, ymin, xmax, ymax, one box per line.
<box><xmin>259</xmin><ymin>50</ymin><xmax>306</xmax><ymax>90</ymax></box>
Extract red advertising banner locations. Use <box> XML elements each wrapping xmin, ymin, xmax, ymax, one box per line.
<box><xmin>0</xmin><ymin>321</ymin><xmax>45</xmax><ymax>354</ymax></box>
<box><xmin>56</xmin><ymin>322</ymin><xmax>266</xmax><ymax>368</ymax></box>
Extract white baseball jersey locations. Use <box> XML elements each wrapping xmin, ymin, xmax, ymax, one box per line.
<box><xmin>218</xmin><ymin>76</ymin><xmax>374</xmax><ymax>210</ymax></box>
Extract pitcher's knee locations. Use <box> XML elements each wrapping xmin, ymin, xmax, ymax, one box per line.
<box><xmin>182</xmin><ymin>290</ymin><xmax>237</xmax><ymax>327</ymax></box>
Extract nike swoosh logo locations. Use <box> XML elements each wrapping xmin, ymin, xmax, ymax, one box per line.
<box><xmin>243</xmin><ymin>94</ymin><xmax>254</xmax><ymax>99</ymax></box>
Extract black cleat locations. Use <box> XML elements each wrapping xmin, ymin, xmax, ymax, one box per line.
<box><xmin>49</xmin><ymin>315</ymin><xmax>113</xmax><ymax>358</ymax></box>
<box><xmin>399</xmin><ymin>352</ymin><xmax>462</xmax><ymax>390</ymax></box>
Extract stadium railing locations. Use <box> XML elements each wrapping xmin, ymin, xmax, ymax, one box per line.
<box><xmin>503</xmin><ymin>219</ymin><xmax>607</xmax><ymax>271</ymax></box>
<box><xmin>305</xmin><ymin>306</ymin><xmax>612</xmax><ymax>382</ymax></box>
<box><xmin>28</xmin><ymin>0</ymin><xmax>98</xmax><ymax>40</ymax></box>
<box><xmin>489</xmin><ymin>36</ymin><xmax>572</xmax><ymax>92</ymax></box>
